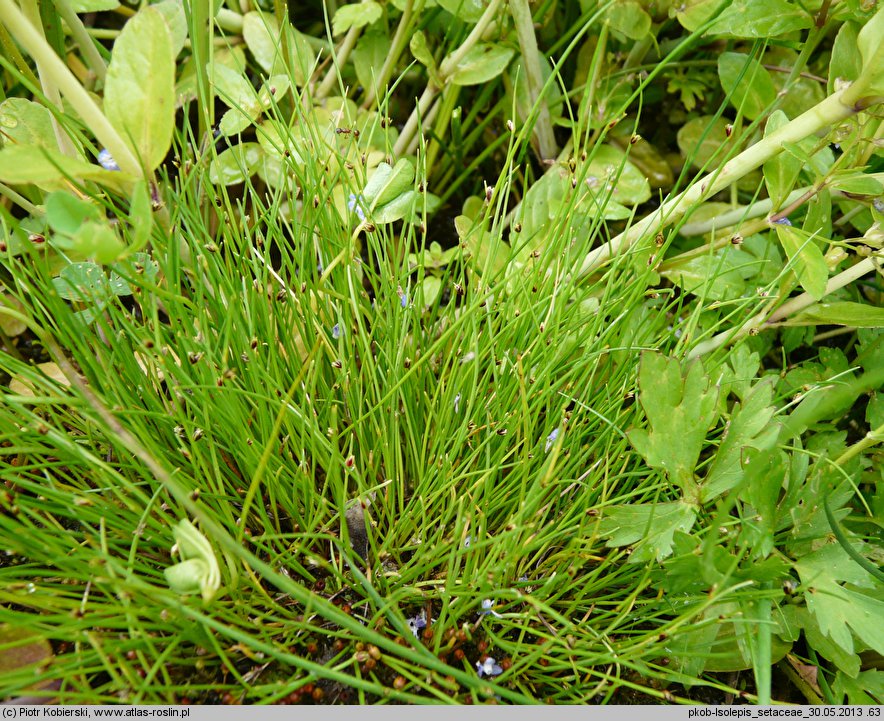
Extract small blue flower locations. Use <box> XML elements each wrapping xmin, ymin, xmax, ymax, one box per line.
<box><xmin>463</xmin><ymin>535</ymin><xmax>471</xmax><ymax>549</ymax></box>
<box><xmin>476</xmin><ymin>657</ymin><xmax>503</xmax><ymax>678</ymax></box>
<box><xmin>773</xmin><ymin>217</ymin><xmax>792</xmax><ymax>226</ymax></box>
<box><xmin>874</xmin><ymin>198</ymin><xmax>884</xmax><ymax>212</ymax></box>
<box><xmin>98</xmin><ymin>148</ymin><xmax>120</xmax><ymax>172</ymax></box>
<box><xmin>406</xmin><ymin>610</ymin><xmax>427</xmax><ymax>639</ymax></box>
<box><xmin>398</xmin><ymin>286</ymin><xmax>408</xmax><ymax>309</ymax></box>
<box><xmin>480</xmin><ymin>599</ymin><xmax>503</xmax><ymax>618</ymax></box>
<box><xmin>348</xmin><ymin>193</ymin><xmax>366</xmax><ymax>221</ymax></box>
<box><xmin>545</xmin><ymin>428</ymin><xmax>559</xmax><ymax>452</ymax></box>
<box><xmin>332</xmin><ymin>324</ymin><xmax>341</xmax><ymax>340</ymax></box>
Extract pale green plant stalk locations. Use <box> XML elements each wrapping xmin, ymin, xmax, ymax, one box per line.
<box><xmin>315</xmin><ymin>15</ymin><xmax>362</xmax><ymax>100</ymax></box>
<box><xmin>510</xmin><ymin>0</ymin><xmax>557</xmax><ymax>160</ymax></box>
<box><xmin>19</xmin><ymin>0</ymin><xmax>76</xmax><ymax>158</ymax></box>
<box><xmin>578</xmin><ymin>87</ymin><xmax>884</xmax><ymax>278</ymax></box>
<box><xmin>834</xmin><ymin>421</ymin><xmax>884</xmax><ymax>467</ymax></box>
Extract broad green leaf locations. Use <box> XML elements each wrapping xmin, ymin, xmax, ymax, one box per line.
<box><xmin>71</xmin><ymin>221</ymin><xmax>125</xmax><ymax>264</ymax></box>
<box><xmin>257</xmin><ymin>119</ymin><xmax>306</xmax><ymax>165</ymax></box>
<box><xmin>763</xmin><ymin>111</ymin><xmax>802</xmax><ymax>208</ymax></box>
<box><xmin>705</xmin><ymin>0</ymin><xmax>811</xmax><ymax>37</ymax></box>
<box><xmin>674</xmin><ymin>0</ymin><xmax>725</xmax><ymax>32</ymax></box>
<box><xmin>409</xmin><ymin>240</ymin><xmax>458</xmax><ymax>270</ymax></box>
<box><xmin>218</xmin><ymin>108</ymin><xmax>253</xmax><ymax>137</ymax></box>
<box><xmin>353</xmin><ymin>30</ymin><xmax>392</xmax><ymax>95</ymax></box>
<box><xmin>0</xmin><ymin>145</ymin><xmax>133</xmax><ymax>191</ymax></box>
<box><xmin>668</xmin><ymin>601</ymin><xmax>790</xmax><ymax>676</ymax></box>
<box><xmin>52</xmin><ymin>262</ymin><xmax>112</xmax><ymax>302</ymax></box>
<box><xmin>792</xmin><ymin>302</ymin><xmax>884</xmax><ymax>328</ymax></box>
<box><xmin>51</xmin><ymin>220</ymin><xmax>125</xmax><ymax>264</ymax></box>
<box><xmin>676</xmin><ymin>116</ymin><xmax>734</xmax><ymax>171</ymax></box>
<box><xmin>242</xmin><ymin>12</ymin><xmax>315</xmax><ymax>86</ymax></box>
<box><xmin>578</xmin><ymin>194</ymin><xmax>632</xmax><ymax>221</ymax></box>
<box><xmin>737</xmin><ymin>448</ymin><xmax>787</xmax><ymax>558</ymax></box>
<box><xmin>604</xmin><ymin>1</ymin><xmax>651</xmax><ymax>39</ymax></box>
<box><xmin>455</xmin><ymin>215</ymin><xmax>510</xmax><ymax>277</ymax></box>
<box><xmin>803</xmin><ymin>189</ymin><xmax>832</xmax><ymax>239</ymax></box>
<box><xmin>867</xmin><ymin>392</ymin><xmax>884</xmax><ymax>429</ymax></box>
<box><xmin>175</xmin><ymin>46</ymin><xmax>245</xmax><ymax>107</ymax></box>
<box><xmin>829</xmin><ymin>173</ymin><xmax>884</xmax><ymax>195</ymax></box>
<box><xmin>0</xmin><ymin>625</ymin><xmax>53</xmax><ymax>683</ymax></box>
<box><xmin>409</xmin><ymin>31</ymin><xmax>436</xmax><ymax>70</ymax></box>
<box><xmin>0</xmin><ymin>98</ymin><xmax>59</xmax><ymax>150</ymax></box>
<box><xmin>795</xmin><ymin>544</ymin><xmax>884</xmax><ymax>656</ymax></box>
<box><xmin>703</xmin><ymin>378</ymin><xmax>779</xmax><ymax>501</ymax></box>
<box><xmin>780</xmin><ymin>140</ymin><xmax>834</xmax><ymax>177</ymax></box>
<box><xmin>779</xmin><ymin>605</ymin><xmax>861</xmax><ymax>677</ymax></box>
<box><xmin>0</xmin><ymin>294</ymin><xmax>27</xmax><ymax>337</ymax></box>
<box><xmin>208</xmin><ymin>143</ymin><xmax>263</xmax><ymax>185</ymax></box>
<box><xmin>512</xmin><ymin>169</ymin><xmax>567</xmax><ymax>258</ymax></box>
<box><xmin>613</xmin><ymin>132</ymin><xmax>673</xmax><ymax>189</ymax></box>
<box><xmin>164</xmin><ymin>520</ymin><xmax>222</xmax><ymax>602</ymax></box>
<box><xmin>104</xmin><ymin>7</ymin><xmax>175</xmax><ymax>172</ymax></box>
<box><xmin>112</xmin><ymin>252</ymin><xmax>158</xmax><ymax>288</ymax></box>
<box><xmin>332</xmin><ymin>1</ymin><xmax>383</xmax><ymax>36</ymax></box>
<box><xmin>287</xmin><ymin>28</ymin><xmax>317</xmax><ymax>88</ymax></box>
<box><xmin>46</xmin><ymin>192</ymin><xmax>102</xmax><ymax>235</ymax></box>
<box><xmin>438</xmin><ymin>0</ymin><xmax>484</xmax><ymax>22</ymax></box>
<box><xmin>718</xmin><ymin>52</ymin><xmax>776</xmax><ymax>120</ymax></box>
<box><xmin>586</xmin><ymin>145</ymin><xmax>651</xmax><ymax>205</ymax></box>
<box><xmin>372</xmin><ymin>190</ymin><xmax>419</xmax><ymax>224</ymax></box>
<box><xmin>659</xmin><ymin>248</ymin><xmax>748</xmax><ymax>301</ymax></box>
<box><xmin>765</xmin><ymin>49</ymin><xmax>825</xmax><ymax>120</ymax></box>
<box><xmin>128</xmin><ymin>180</ymin><xmax>152</xmax><ymax>251</ymax></box>
<box><xmin>242</xmin><ymin>11</ymin><xmax>283</xmax><ymax>75</ymax></box>
<box><xmin>363</xmin><ymin>158</ymin><xmax>415</xmax><ymax>209</ymax></box>
<box><xmin>828</xmin><ymin>22</ymin><xmax>861</xmax><ymax>93</ymax></box>
<box><xmin>775</xmin><ymin>225</ymin><xmax>828</xmax><ymax>301</ymax></box>
<box><xmin>598</xmin><ymin>501</ymin><xmax>697</xmax><ymax>562</ymax></box>
<box><xmin>449</xmin><ymin>44</ymin><xmax>515</xmax><ymax>87</ymax></box>
<box><xmin>152</xmin><ymin>0</ymin><xmax>187</xmax><ymax>58</ymax></box>
<box><xmin>218</xmin><ymin>72</ymin><xmax>289</xmax><ymax>139</ymax></box>
<box><xmin>419</xmin><ymin>276</ymin><xmax>442</xmax><ymax>308</ymax></box>
<box><xmin>857</xmin><ymin>6</ymin><xmax>884</xmax><ymax>96</ymax></box>
<box><xmin>628</xmin><ymin>353</ymin><xmax>719</xmax><ymax>499</ymax></box>
<box><xmin>212</xmin><ymin>63</ymin><xmax>257</xmax><ymax>109</ymax></box>
<box><xmin>833</xmin><ymin>670</ymin><xmax>884</xmax><ymax>705</ymax></box>
<box><xmin>722</xmin><ymin>343</ymin><xmax>762</xmax><ymax>401</ymax></box>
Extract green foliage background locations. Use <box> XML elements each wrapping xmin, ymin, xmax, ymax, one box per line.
<box><xmin>0</xmin><ymin>0</ymin><xmax>882</xmax><ymax>705</ymax></box>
